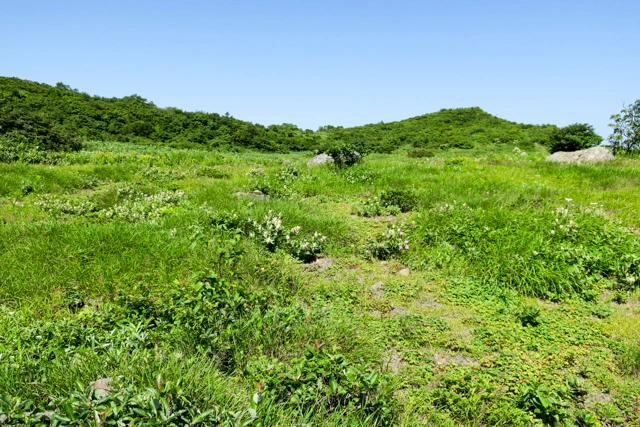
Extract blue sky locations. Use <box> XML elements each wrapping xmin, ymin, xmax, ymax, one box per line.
<box><xmin>1</xmin><ymin>0</ymin><xmax>638</xmax><ymax>136</ymax></box>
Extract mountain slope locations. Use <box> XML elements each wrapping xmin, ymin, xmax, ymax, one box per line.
<box><xmin>1</xmin><ymin>77</ymin><xmax>556</xmax><ymax>153</ymax></box>
<box><xmin>318</xmin><ymin>107</ymin><xmax>557</xmax><ymax>153</ymax></box>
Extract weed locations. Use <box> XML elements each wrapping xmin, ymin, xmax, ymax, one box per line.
<box><xmin>516</xmin><ymin>305</ymin><xmax>541</xmax><ymax>327</ymax></box>
<box><xmin>364</xmin><ymin>224</ymin><xmax>410</xmax><ymax>260</ymax></box>
<box><xmin>406</xmin><ymin>148</ymin><xmax>435</xmax><ymax>158</ymax></box>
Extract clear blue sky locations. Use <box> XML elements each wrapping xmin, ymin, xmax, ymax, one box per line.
<box><xmin>1</xmin><ymin>0</ymin><xmax>638</xmax><ymax>136</ymax></box>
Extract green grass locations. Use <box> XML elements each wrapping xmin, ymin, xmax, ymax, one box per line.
<box><xmin>1</xmin><ymin>142</ymin><xmax>639</xmax><ymax>426</ymax></box>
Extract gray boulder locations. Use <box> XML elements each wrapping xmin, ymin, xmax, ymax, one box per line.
<box><xmin>546</xmin><ymin>146</ymin><xmax>614</xmax><ymax>164</ymax></box>
<box><xmin>307</xmin><ymin>153</ymin><xmax>334</xmax><ymax>167</ymax></box>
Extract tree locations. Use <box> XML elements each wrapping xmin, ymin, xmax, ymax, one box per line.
<box><xmin>548</xmin><ymin>123</ymin><xmax>602</xmax><ymax>153</ymax></box>
<box><xmin>608</xmin><ymin>100</ymin><xmax>640</xmax><ymax>154</ymax></box>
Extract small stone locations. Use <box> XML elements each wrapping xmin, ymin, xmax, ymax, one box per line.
<box><xmin>304</xmin><ymin>257</ymin><xmax>334</xmax><ymax>272</ymax></box>
<box><xmin>35</xmin><ymin>412</ymin><xmax>55</xmax><ymax>421</ymax></box>
<box><xmin>388</xmin><ymin>306</ymin><xmax>409</xmax><ymax>315</ymax></box>
<box><xmin>234</xmin><ymin>191</ymin><xmax>269</xmax><ymax>200</ymax></box>
<box><xmin>307</xmin><ymin>153</ymin><xmax>334</xmax><ymax>167</ymax></box>
<box><xmin>371</xmin><ymin>281</ymin><xmax>385</xmax><ymax>299</ymax></box>
<box><xmin>398</xmin><ymin>268</ymin><xmax>411</xmax><ymax>276</ymax></box>
<box><xmin>91</xmin><ymin>377</ymin><xmax>113</xmax><ymax>398</ymax></box>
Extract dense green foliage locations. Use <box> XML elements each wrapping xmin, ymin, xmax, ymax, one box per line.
<box><xmin>608</xmin><ymin>100</ymin><xmax>640</xmax><ymax>154</ymax></box>
<box><xmin>318</xmin><ymin>107</ymin><xmax>557</xmax><ymax>153</ymax></box>
<box><xmin>548</xmin><ymin>123</ymin><xmax>603</xmax><ymax>153</ymax></box>
<box><xmin>2</xmin><ymin>77</ymin><xmax>561</xmax><ymax>156</ymax></box>
<box><xmin>0</xmin><ymin>77</ymin><xmax>317</xmax><ymax>152</ymax></box>
<box><xmin>1</xmin><ymin>142</ymin><xmax>639</xmax><ymax>425</ymax></box>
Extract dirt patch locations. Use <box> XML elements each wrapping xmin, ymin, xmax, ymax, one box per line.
<box><xmin>413</xmin><ymin>299</ymin><xmax>442</xmax><ymax>310</ymax></box>
<box><xmin>385</xmin><ymin>350</ymin><xmax>406</xmax><ymax>374</ymax></box>
<box><xmin>388</xmin><ymin>306</ymin><xmax>410</xmax><ymax>316</ymax></box>
<box><xmin>433</xmin><ymin>351</ymin><xmax>479</xmax><ymax>367</ymax></box>
<box><xmin>371</xmin><ymin>281</ymin><xmax>385</xmax><ymax>299</ymax></box>
<box><xmin>303</xmin><ymin>257</ymin><xmax>334</xmax><ymax>272</ymax></box>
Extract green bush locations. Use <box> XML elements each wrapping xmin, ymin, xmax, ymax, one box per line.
<box><xmin>325</xmin><ymin>143</ymin><xmax>364</xmax><ymax>169</ymax></box>
<box><xmin>0</xmin><ymin>110</ymin><xmax>81</xmax><ymax>153</ymax></box>
<box><xmin>407</xmin><ymin>148</ymin><xmax>435</xmax><ymax>158</ymax></box>
<box><xmin>548</xmin><ymin>123</ymin><xmax>602</xmax><ymax>153</ymax></box>
<box><xmin>364</xmin><ymin>224</ymin><xmax>410</xmax><ymax>260</ymax></box>
<box><xmin>379</xmin><ymin>189</ymin><xmax>417</xmax><ymax>213</ymax></box>
<box><xmin>246</xmin><ymin>343</ymin><xmax>396</xmax><ymax>425</ymax></box>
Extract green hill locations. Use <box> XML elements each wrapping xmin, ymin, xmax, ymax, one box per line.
<box><xmin>318</xmin><ymin>107</ymin><xmax>557</xmax><ymax>153</ymax></box>
<box><xmin>0</xmin><ymin>77</ymin><xmax>317</xmax><ymax>152</ymax></box>
<box><xmin>1</xmin><ymin>76</ymin><xmax>556</xmax><ymax>154</ymax></box>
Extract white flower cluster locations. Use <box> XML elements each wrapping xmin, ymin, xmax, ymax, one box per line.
<box><xmin>35</xmin><ymin>196</ymin><xmax>99</xmax><ymax>216</ymax></box>
<box><xmin>247</xmin><ymin>211</ymin><xmax>326</xmax><ymax>262</ymax></box>
<box><xmin>99</xmin><ymin>190</ymin><xmax>186</xmax><ymax>222</ymax></box>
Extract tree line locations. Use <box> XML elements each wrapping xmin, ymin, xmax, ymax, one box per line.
<box><xmin>1</xmin><ymin>76</ymin><xmax>637</xmax><ymax>155</ymax></box>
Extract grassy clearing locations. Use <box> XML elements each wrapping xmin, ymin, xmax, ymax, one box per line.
<box><xmin>1</xmin><ymin>142</ymin><xmax>639</xmax><ymax>426</ymax></box>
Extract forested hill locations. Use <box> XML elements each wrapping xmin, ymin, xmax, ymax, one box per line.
<box><xmin>317</xmin><ymin>108</ymin><xmax>558</xmax><ymax>153</ymax></box>
<box><xmin>1</xmin><ymin>76</ymin><xmax>557</xmax><ymax>153</ymax></box>
<box><xmin>0</xmin><ymin>77</ymin><xmax>317</xmax><ymax>152</ymax></box>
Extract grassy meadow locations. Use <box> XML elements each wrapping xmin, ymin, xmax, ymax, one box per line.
<box><xmin>1</xmin><ymin>141</ymin><xmax>639</xmax><ymax>426</ymax></box>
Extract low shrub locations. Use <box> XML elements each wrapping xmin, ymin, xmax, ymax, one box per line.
<box><xmin>207</xmin><ymin>210</ymin><xmax>327</xmax><ymax>263</ymax></box>
<box><xmin>364</xmin><ymin>224</ymin><xmax>410</xmax><ymax>260</ymax></box>
<box><xmin>325</xmin><ymin>143</ymin><xmax>364</xmax><ymax>169</ymax></box>
<box><xmin>548</xmin><ymin>123</ymin><xmax>602</xmax><ymax>153</ymax></box>
<box><xmin>379</xmin><ymin>189</ymin><xmax>417</xmax><ymax>213</ymax></box>
<box><xmin>246</xmin><ymin>343</ymin><xmax>396</xmax><ymax>425</ymax></box>
<box><xmin>407</xmin><ymin>148</ymin><xmax>435</xmax><ymax>158</ymax></box>
<box><xmin>351</xmin><ymin>197</ymin><xmax>401</xmax><ymax>217</ymax></box>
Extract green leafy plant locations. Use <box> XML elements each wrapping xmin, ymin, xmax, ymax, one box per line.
<box><xmin>351</xmin><ymin>197</ymin><xmax>400</xmax><ymax>217</ymax></box>
<box><xmin>364</xmin><ymin>224</ymin><xmax>410</xmax><ymax>260</ymax></box>
<box><xmin>0</xmin><ymin>380</ymin><xmax>256</xmax><ymax>426</ymax></box>
<box><xmin>325</xmin><ymin>143</ymin><xmax>364</xmax><ymax>169</ymax></box>
<box><xmin>379</xmin><ymin>189</ymin><xmax>417</xmax><ymax>213</ymax></box>
<box><xmin>247</xmin><ymin>211</ymin><xmax>326</xmax><ymax>262</ymax></box>
<box><xmin>407</xmin><ymin>148</ymin><xmax>435</xmax><ymax>158</ymax></box>
<box><xmin>517</xmin><ymin>383</ymin><xmax>568</xmax><ymax>425</ymax></box>
<box><xmin>246</xmin><ymin>343</ymin><xmax>396</xmax><ymax>425</ymax></box>
<box><xmin>516</xmin><ymin>305</ymin><xmax>541</xmax><ymax>327</ymax></box>
<box><xmin>548</xmin><ymin>123</ymin><xmax>603</xmax><ymax>153</ymax></box>
<box><xmin>608</xmin><ymin>100</ymin><xmax>640</xmax><ymax>154</ymax></box>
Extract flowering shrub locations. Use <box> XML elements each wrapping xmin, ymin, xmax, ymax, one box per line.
<box><xmin>35</xmin><ymin>189</ymin><xmax>185</xmax><ymax>222</ymax></box>
<box><xmin>35</xmin><ymin>196</ymin><xmax>99</xmax><ymax>216</ymax></box>
<box><xmin>364</xmin><ymin>224</ymin><xmax>410</xmax><ymax>260</ymax></box>
<box><xmin>99</xmin><ymin>190</ymin><xmax>185</xmax><ymax>222</ymax></box>
<box><xmin>248</xmin><ymin>211</ymin><xmax>327</xmax><ymax>262</ymax></box>
<box><xmin>352</xmin><ymin>197</ymin><xmax>401</xmax><ymax>217</ymax></box>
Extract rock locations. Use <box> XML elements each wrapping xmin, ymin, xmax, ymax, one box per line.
<box><xmin>35</xmin><ymin>412</ymin><xmax>55</xmax><ymax>421</ymax></box>
<box><xmin>282</xmin><ymin>160</ymin><xmax>291</xmax><ymax>165</ymax></box>
<box><xmin>371</xmin><ymin>281</ymin><xmax>385</xmax><ymax>299</ymax></box>
<box><xmin>307</xmin><ymin>153</ymin><xmax>334</xmax><ymax>167</ymax></box>
<box><xmin>546</xmin><ymin>146</ymin><xmax>614</xmax><ymax>164</ymax></box>
<box><xmin>304</xmin><ymin>257</ymin><xmax>334</xmax><ymax>272</ymax></box>
<box><xmin>398</xmin><ymin>268</ymin><xmax>411</xmax><ymax>277</ymax></box>
<box><xmin>388</xmin><ymin>306</ymin><xmax>409</xmax><ymax>315</ymax></box>
<box><xmin>234</xmin><ymin>190</ymin><xmax>269</xmax><ymax>200</ymax></box>
<box><xmin>0</xmin><ymin>414</ymin><xmax>7</xmax><ymax>423</ymax></box>
<box><xmin>91</xmin><ymin>377</ymin><xmax>113</xmax><ymax>398</ymax></box>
